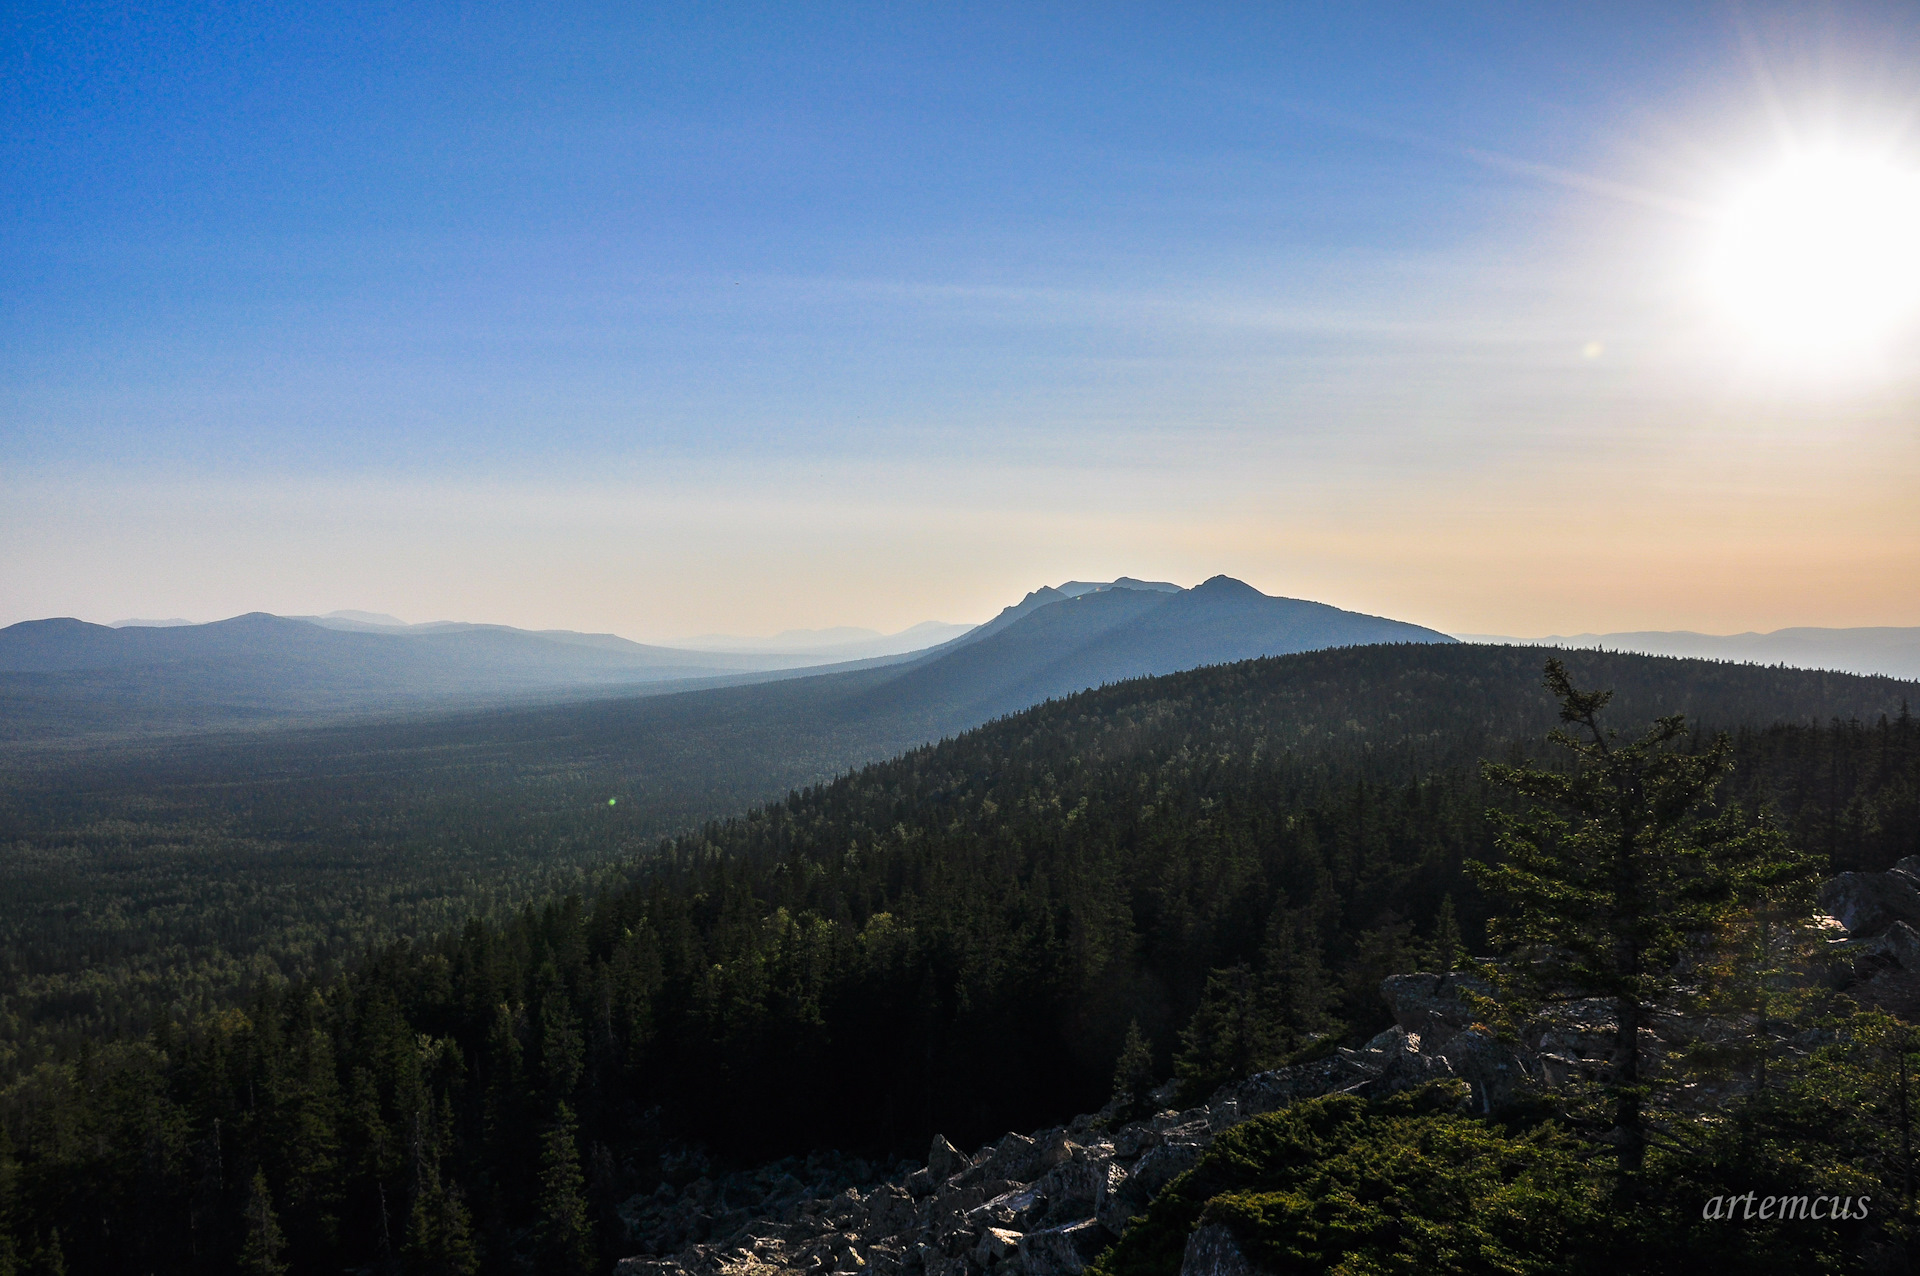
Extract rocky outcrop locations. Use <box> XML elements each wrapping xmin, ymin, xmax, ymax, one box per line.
<box><xmin>613</xmin><ymin>1107</ymin><xmax>1209</xmax><ymax>1276</ymax></box>
<box><xmin>1820</xmin><ymin>858</ymin><xmax>1920</xmax><ymax>1020</ymax></box>
<box><xmin>1819</xmin><ymin>856</ymin><xmax>1920</xmax><ymax>938</ymax></box>
<box><xmin>1179</xmin><ymin>1225</ymin><xmax>1264</xmax><ymax>1276</ymax></box>
<box><xmin>617</xmin><ymin>861</ymin><xmax>1920</xmax><ymax>1276</ymax></box>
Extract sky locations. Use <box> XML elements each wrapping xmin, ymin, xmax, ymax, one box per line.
<box><xmin>5</xmin><ymin>2</ymin><xmax>1919</xmax><ymax>641</ymax></box>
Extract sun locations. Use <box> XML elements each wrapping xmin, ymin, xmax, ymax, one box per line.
<box><xmin>1704</xmin><ymin>148</ymin><xmax>1920</xmax><ymax>355</ymax></box>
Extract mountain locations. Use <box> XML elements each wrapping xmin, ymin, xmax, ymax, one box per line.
<box><xmin>1056</xmin><ymin>576</ymin><xmax>1182</xmax><ymax>597</ymax></box>
<box><xmin>0</xmin><ymin>577</ymin><xmax>1447</xmax><ymax>742</ymax></box>
<box><xmin>858</xmin><ymin>575</ymin><xmax>1456</xmax><ymax>727</ymax></box>
<box><xmin>1461</xmin><ymin>626</ymin><xmax>1920</xmax><ymax>682</ymax></box>
<box><xmin>0</xmin><ymin>612</ymin><xmax>914</xmax><ymax>738</ymax></box>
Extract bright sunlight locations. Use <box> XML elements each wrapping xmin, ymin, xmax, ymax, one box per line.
<box><xmin>1706</xmin><ymin>148</ymin><xmax>1920</xmax><ymax>356</ymax></box>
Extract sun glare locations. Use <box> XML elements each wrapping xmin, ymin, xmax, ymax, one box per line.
<box><xmin>1706</xmin><ymin>149</ymin><xmax>1920</xmax><ymax>356</ymax></box>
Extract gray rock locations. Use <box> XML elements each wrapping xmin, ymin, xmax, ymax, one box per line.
<box><xmin>1430</xmin><ymin>1028</ymin><xmax>1533</xmax><ymax>1113</ymax></box>
<box><xmin>1380</xmin><ymin>972</ymin><xmax>1492</xmax><ymax>1042</ymax></box>
<box><xmin>1095</xmin><ymin>1181</ymin><xmax>1138</xmax><ymax>1240</ymax></box>
<box><xmin>1015</xmin><ymin>1220</ymin><xmax>1113</xmax><ymax>1276</ymax></box>
<box><xmin>1179</xmin><ymin>1224</ymin><xmax>1267</xmax><ymax>1276</ymax></box>
<box><xmin>1110</xmin><ymin>1123</ymin><xmax>1160</xmax><ymax>1160</ymax></box>
<box><xmin>928</xmin><ymin>1134</ymin><xmax>968</xmax><ymax>1181</ymax></box>
<box><xmin>1855</xmin><ymin>919</ymin><xmax>1920</xmax><ymax>971</ymax></box>
<box><xmin>1032</xmin><ymin>1155</ymin><xmax>1113</xmax><ymax>1226</ymax></box>
<box><xmin>1128</xmin><ymin>1142</ymin><xmax>1203</xmax><ymax>1200</ymax></box>
<box><xmin>1819</xmin><ymin>866</ymin><xmax>1920</xmax><ymax>938</ymax></box>
<box><xmin>865</xmin><ymin>1183</ymin><xmax>917</xmax><ymax>1238</ymax></box>
<box><xmin>968</xmin><ymin>1186</ymin><xmax>1045</xmax><ymax>1233</ymax></box>
<box><xmin>973</xmin><ymin>1227</ymin><xmax>1024</xmax><ymax>1265</ymax></box>
<box><xmin>1204</xmin><ymin>1055</ymin><xmax>1363</xmax><ymax>1124</ymax></box>
<box><xmin>984</xmin><ymin>1133</ymin><xmax>1037</xmax><ymax>1182</ymax></box>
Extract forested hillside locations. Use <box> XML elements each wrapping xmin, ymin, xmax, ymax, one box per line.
<box><xmin>2</xmin><ymin>645</ymin><xmax>1915</xmax><ymax>1273</ymax></box>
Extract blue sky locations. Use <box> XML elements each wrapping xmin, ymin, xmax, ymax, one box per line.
<box><xmin>5</xmin><ymin>3</ymin><xmax>1919</xmax><ymax>638</ymax></box>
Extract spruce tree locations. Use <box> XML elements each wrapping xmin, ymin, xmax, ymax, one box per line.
<box><xmin>535</xmin><ymin>1103</ymin><xmax>593</xmax><ymax>1276</ymax></box>
<box><xmin>1110</xmin><ymin>1019</ymin><xmax>1157</xmax><ymax>1116</ymax></box>
<box><xmin>1258</xmin><ymin>907</ymin><xmax>1338</xmax><ymax>1047</ymax></box>
<box><xmin>0</xmin><ymin>1124</ymin><xmax>18</xmax><ymax>1276</ymax></box>
<box><xmin>1471</xmin><ymin>658</ymin><xmax>1814</xmax><ymax>1181</ymax></box>
<box><xmin>1427</xmin><ymin>895</ymin><xmax>1464</xmax><ymax>972</ymax></box>
<box><xmin>403</xmin><ymin>1174</ymin><xmax>479</xmax><ymax>1276</ymax></box>
<box><xmin>238</xmin><ymin>1170</ymin><xmax>289</xmax><ymax>1276</ymax></box>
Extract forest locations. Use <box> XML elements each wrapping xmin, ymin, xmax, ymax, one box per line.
<box><xmin>1</xmin><ymin>643</ymin><xmax>1917</xmax><ymax>1273</ymax></box>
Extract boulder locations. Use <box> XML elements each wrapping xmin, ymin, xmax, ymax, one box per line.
<box><xmin>865</xmin><ymin>1183</ymin><xmax>917</xmax><ymax>1238</ymax></box>
<box><xmin>1127</xmin><ymin>1142</ymin><xmax>1204</xmax><ymax>1201</ymax></box>
<box><xmin>1380</xmin><ymin>972</ymin><xmax>1491</xmax><ymax>1042</ymax></box>
<box><xmin>1032</xmin><ymin>1155</ymin><xmax>1115</xmax><ymax>1226</ymax></box>
<box><xmin>928</xmin><ymin>1134</ymin><xmax>967</xmax><ymax>1181</ymax></box>
<box><xmin>1179</xmin><ymin>1224</ymin><xmax>1267</xmax><ymax>1276</ymax></box>
<box><xmin>983</xmin><ymin>1133</ymin><xmax>1037</xmax><ymax>1182</ymax></box>
<box><xmin>973</xmin><ymin>1228</ymin><xmax>1023</xmax><ymax>1266</ymax></box>
<box><xmin>1015</xmin><ymin>1220</ymin><xmax>1112</xmax><ymax>1276</ymax></box>
<box><xmin>1430</xmin><ymin>1029</ymin><xmax>1533</xmax><ymax>1113</ymax></box>
<box><xmin>1819</xmin><ymin>865</ymin><xmax>1920</xmax><ymax>939</ymax></box>
<box><xmin>968</xmin><ymin>1186</ymin><xmax>1045</xmax><ymax>1233</ymax></box>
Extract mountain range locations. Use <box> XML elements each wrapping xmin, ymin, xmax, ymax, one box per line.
<box><xmin>1461</xmin><ymin>626</ymin><xmax>1920</xmax><ymax>682</ymax></box>
<box><xmin>0</xmin><ymin>576</ymin><xmax>1451</xmax><ymax>741</ymax></box>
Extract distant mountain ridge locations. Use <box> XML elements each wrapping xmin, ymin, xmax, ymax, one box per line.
<box><xmin>858</xmin><ymin>574</ymin><xmax>1454</xmax><ymax>728</ymax></box>
<box><xmin>1461</xmin><ymin>626</ymin><xmax>1920</xmax><ymax>682</ymax></box>
<box><xmin>1</xmin><ymin>576</ymin><xmax>1452</xmax><ymax>741</ymax></box>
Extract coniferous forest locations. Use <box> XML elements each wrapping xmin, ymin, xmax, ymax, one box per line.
<box><xmin>2</xmin><ymin>644</ymin><xmax>1918</xmax><ymax>1273</ymax></box>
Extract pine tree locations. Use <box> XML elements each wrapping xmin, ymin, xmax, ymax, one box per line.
<box><xmin>0</xmin><ymin>1123</ymin><xmax>18</xmax><ymax>1276</ymax></box>
<box><xmin>238</xmin><ymin>1170</ymin><xmax>289</xmax><ymax>1276</ymax></box>
<box><xmin>1173</xmin><ymin>964</ymin><xmax>1261</xmax><ymax>1098</ymax></box>
<box><xmin>535</xmin><ymin>1103</ymin><xmax>593</xmax><ymax>1276</ymax></box>
<box><xmin>1260</xmin><ymin>907</ymin><xmax>1338</xmax><ymax>1045</ymax></box>
<box><xmin>23</xmin><ymin>1230</ymin><xmax>60</xmax><ymax>1276</ymax></box>
<box><xmin>1470</xmin><ymin>658</ymin><xmax>1814</xmax><ymax>1182</ymax></box>
<box><xmin>403</xmin><ymin>1173</ymin><xmax>479</xmax><ymax>1276</ymax></box>
<box><xmin>1427</xmin><ymin>895</ymin><xmax>1465</xmax><ymax>972</ymax></box>
<box><xmin>1109</xmin><ymin>1019</ymin><xmax>1157</xmax><ymax>1116</ymax></box>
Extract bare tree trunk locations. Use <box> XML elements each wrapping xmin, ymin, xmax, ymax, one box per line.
<box><xmin>1614</xmin><ymin>994</ymin><xmax>1645</xmax><ymax>1176</ymax></box>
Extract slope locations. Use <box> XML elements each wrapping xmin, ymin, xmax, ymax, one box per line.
<box><xmin>849</xmin><ymin>575</ymin><xmax>1454</xmax><ymax>727</ymax></box>
<box><xmin>7</xmin><ymin>644</ymin><xmax>1917</xmax><ymax>1276</ymax></box>
<box><xmin>0</xmin><ymin>612</ymin><xmax>923</xmax><ymax>740</ymax></box>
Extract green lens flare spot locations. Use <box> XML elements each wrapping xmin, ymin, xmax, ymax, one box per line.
<box><xmin>608</xmin><ymin>798</ymin><xmax>617</xmax><ymax>806</ymax></box>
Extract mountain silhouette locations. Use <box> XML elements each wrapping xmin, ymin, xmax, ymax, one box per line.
<box><xmin>852</xmin><ymin>574</ymin><xmax>1452</xmax><ymax>728</ymax></box>
<box><xmin>0</xmin><ymin>577</ymin><xmax>1451</xmax><ymax>741</ymax></box>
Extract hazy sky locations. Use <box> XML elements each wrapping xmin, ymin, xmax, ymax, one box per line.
<box><xmin>5</xmin><ymin>3</ymin><xmax>1919</xmax><ymax>641</ymax></box>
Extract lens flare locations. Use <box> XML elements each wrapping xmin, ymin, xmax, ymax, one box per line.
<box><xmin>1705</xmin><ymin>149</ymin><xmax>1920</xmax><ymax>354</ymax></box>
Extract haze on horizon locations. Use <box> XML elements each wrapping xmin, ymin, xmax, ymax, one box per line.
<box><xmin>5</xmin><ymin>2</ymin><xmax>1919</xmax><ymax>645</ymax></box>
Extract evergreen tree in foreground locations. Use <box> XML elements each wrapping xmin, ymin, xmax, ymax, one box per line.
<box><xmin>1471</xmin><ymin>658</ymin><xmax>1816</xmax><ymax>1182</ymax></box>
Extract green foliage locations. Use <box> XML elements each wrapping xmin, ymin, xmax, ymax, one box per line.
<box><xmin>1090</xmin><ymin>1087</ymin><xmax>1603</xmax><ymax>1276</ymax></box>
<box><xmin>1089</xmin><ymin>1078</ymin><xmax>1880</xmax><ymax>1276</ymax></box>
<box><xmin>239</xmin><ymin>1169</ymin><xmax>289</xmax><ymax>1276</ymax></box>
<box><xmin>403</xmin><ymin>1174</ymin><xmax>479</xmax><ymax>1276</ymax></box>
<box><xmin>1172</xmin><ymin>911</ymin><xmax>1339</xmax><ymax>1103</ymax></box>
<box><xmin>1109</xmin><ymin>1019</ymin><xmax>1156</xmax><ymax>1116</ymax></box>
<box><xmin>1426</xmin><ymin>895</ymin><xmax>1463</xmax><ymax>972</ymax></box>
<box><xmin>1471</xmin><ymin>659</ymin><xmax>1820</xmax><ymax>1174</ymax></box>
<box><xmin>536</xmin><ymin>1104</ymin><xmax>593</xmax><ymax>1276</ymax></box>
<box><xmin>0</xmin><ymin>649</ymin><xmax>1912</xmax><ymax>1272</ymax></box>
